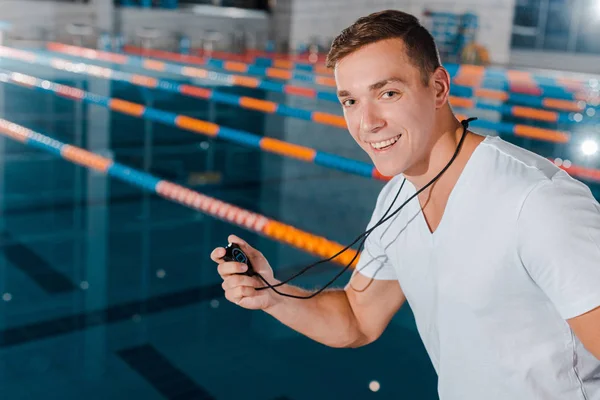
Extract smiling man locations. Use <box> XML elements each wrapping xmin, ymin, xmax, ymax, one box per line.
<box><xmin>212</xmin><ymin>9</ymin><xmax>600</xmax><ymax>399</ymax></box>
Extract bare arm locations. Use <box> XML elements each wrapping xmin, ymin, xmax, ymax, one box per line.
<box><xmin>264</xmin><ymin>271</ymin><xmax>405</xmax><ymax>348</ymax></box>
<box><xmin>568</xmin><ymin>305</ymin><xmax>600</xmax><ymax>360</ymax></box>
<box><xmin>213</xmin><ymin>235</ymin><xmax>405</xmax><ymax>348</ymax></box>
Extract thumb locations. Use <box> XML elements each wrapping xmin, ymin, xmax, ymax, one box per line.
<box><xmin>227</xmin><ymin>235</ymin><xmax>261</xmax><ymax>259</ymax></box>
<box><xmin>227</xmin><ymin>236</ymin><xmax>273</xmax><ymax>278</ymax></box>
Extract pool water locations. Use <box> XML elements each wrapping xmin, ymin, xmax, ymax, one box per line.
<box><xmin>0</xmin><ymin>50</ymin><xmax>597</xmax><ymax>399</ymax></box>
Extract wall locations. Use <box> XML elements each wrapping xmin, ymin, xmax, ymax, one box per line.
<box><xmin>0</xmin><ymin>0</ymin><xmax>269</xmax><ymax>53</ymax></box>
<box><xmin>0</xmin><ymin>1</ymin><xmax>93</xmax><ymax>41</ymax></box>
<box><xmin>510</xmin><ymin>50</ymin><xmax>600</xmax><ymax>76</ymax></box>
<box><xmin>0</xmin><ymin>0</ymin><xmax>112</xmax><ymax>47</ymax></box>
<box><xmin>0</xmin><ymin>0</ymin><xmax>515</xmax><ymax>65</ymax></box>
<box><xmin>268</xmin><ymin>0</ymin><xmax>293</xmax><ymax>52</ymax></box>
<box><xmin>117</xmin><ymin>6</ymin><xmax>270</xmax><ymax>51</ymax></box>
<box><xmin>281</xmin><ymin>0</ymin><xmax>516</xmax><ymax>65</ymax></box>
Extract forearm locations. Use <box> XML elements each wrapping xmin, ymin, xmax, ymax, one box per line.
<box><xmin>263</xmin><ymin>282</ymin><xmax>367</xmax><ymax>348</ymax></box>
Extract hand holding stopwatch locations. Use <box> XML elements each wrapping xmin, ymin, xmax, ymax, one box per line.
<box><xmin>222</xmin><ymin>243</ymin><xmax>256</xmax><ymax>277</ymax></box>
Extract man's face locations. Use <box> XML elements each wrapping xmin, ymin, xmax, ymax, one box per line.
<box><xmin>334</xmin><ymin>38</ymin><xmax>445</xmax><ymax>177</ymax></box>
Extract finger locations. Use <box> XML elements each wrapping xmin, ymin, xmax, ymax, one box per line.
<box><xmin>230</xmin><ymin>285</ymin><xmax>256</xmax><ymax>302</ymax></box>
<box><xmin>224</xmin><ymin>290</ymin><xmax>238</xmax><ymax>304</ymax></box>
<box><xmin>228</xmin><ymin>235</ymin><xmax>261</xmax><ymax>257</ymax></box>
<box><xmin>217</xmin><ymin>261</ymin><xmax>248</xmax><ymax>277</ymax></box>
<box><xmin>222</xmin><ymin>274</ymin><xmax>258</xmax><ymax>291</ymax></box>
<box><xmin>210</xmin><ymin>247</ymin><xmax>226</xmax><ymax>263</ymax></box>
<box><xmin>225</xmin><ymin>285</ymin><xmax>255</xmax><ymax>304</ymax></box>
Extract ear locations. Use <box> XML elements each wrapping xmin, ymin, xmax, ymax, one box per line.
<box><xmin>431</xmin><ymin>67</ymin><xmax>451</xmax><ymax>109</ymax></box>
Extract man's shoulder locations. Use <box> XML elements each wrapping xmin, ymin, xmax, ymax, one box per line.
<box><xmin>474</xmin><ymin>135</ymin><xmax>569</xmax><ymax>206</ymax></box>
<box><xmin>481</xmin><ymin>135</ymin><xmax>561</xmax><ymax>183</ymax></box>
<box><xmin>480</xmin><ymin>136</ymin><xmax>597</xmax><ymax>219</ymax></box>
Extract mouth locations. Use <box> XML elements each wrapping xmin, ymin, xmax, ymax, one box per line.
<box><xmin>368</xmin><ymin>134</ymin><xmax>402</xmax><ymax>152</ymax></box>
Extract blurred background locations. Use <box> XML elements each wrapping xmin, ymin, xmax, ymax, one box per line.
<box><xmin>0</xmin><ymin>0</ymin><xmax>597</xmax><ymax>399</ymax></box>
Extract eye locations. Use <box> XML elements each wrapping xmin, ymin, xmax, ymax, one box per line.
<box><xmin>342</xmin><ymin>98</ymin><xmax>356</xmax><ymax>107</ymax></box>
<box><xmin>381</xmin><ymin>90</ymin><xmax>399</xmax><ymax>99</ymax></box>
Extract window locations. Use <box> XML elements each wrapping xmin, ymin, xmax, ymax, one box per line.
<box><xmin>114</xmin><ymin>0</ymin><xmax>270</xmax><ymax>11</ymax></box>
<box><xmin>576</xmin><ymin>0</ymin><xmax>600</xmax><ymax>53</ymax></box>
<box><xmin>542</xmin><ymin>0</ymin><xmax>573</xmax><ymax>51</ymax></box>
<box><xmin>511</xmin><ymin>0</ymin><xmax>541</xmax><ymax>49</ymax></box>
<box><xmin>510</xmin><ymin>0</ymin><xmax>600</xmax><ymax>54</ymax></box>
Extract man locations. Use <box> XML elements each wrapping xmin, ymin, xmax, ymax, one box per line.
<box><xmin>211</xmin><ymin>9</ymin><xmax>600</xmax><ymax>399</ymax></box>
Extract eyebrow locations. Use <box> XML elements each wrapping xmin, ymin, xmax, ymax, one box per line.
<box><xmin>337</xmin><ymin>77</ymin><xmax>406</xmax><ymax>97</ymax></box>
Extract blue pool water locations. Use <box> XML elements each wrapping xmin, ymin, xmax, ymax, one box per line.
<box><xmin>0</xmin><ymin>51</ymin><xmax>597</xmax><ymax>399</ymax></box>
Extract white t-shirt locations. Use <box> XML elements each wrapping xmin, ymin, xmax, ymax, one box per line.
<box><xmin>357</xmin><ymin>135</ymin><xmax>600</xmax><ymax>400</ymax></box>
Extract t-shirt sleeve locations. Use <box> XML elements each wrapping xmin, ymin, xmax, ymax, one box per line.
<box><xmin>517</xmin><ymin>171</ymin><xmax>600</xmax><ymax>320</ymax></box>
<box><xmin>353</xmin><ymin>181</ymin><xmax>400</xmax><ymax>281</ymax></box>
<box><xmin>354</xmin><ymin>228</ymin><xmax>398</xmax><ymax>280</ymax></box>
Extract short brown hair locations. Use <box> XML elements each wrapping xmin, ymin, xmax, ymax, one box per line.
<box><xmin>326</xmin><ymin>10</ymin><xmax>442</xmax><ymax>85</ymax></box>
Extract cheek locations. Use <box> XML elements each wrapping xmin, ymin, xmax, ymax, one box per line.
<box><xmin>384</xmin><ymin>96</ymin><xmax>434</xmax><ymax>130</ymax></box>
<box><xmin>381</xmin><ymin>105</ymin><xmax>418</xmax><ymax>133</ymax></box>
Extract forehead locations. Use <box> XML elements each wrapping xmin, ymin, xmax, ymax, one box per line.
<box><xmin>333</xmin><ymin>38</ymin><xmax>420</xmax><ymax>92</ymax></box>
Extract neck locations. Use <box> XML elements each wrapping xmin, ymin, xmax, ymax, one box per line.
<box><xmin>403</xmin><ymin>114</ymin><xmax>467</xmax><ymax>191</ymax></box>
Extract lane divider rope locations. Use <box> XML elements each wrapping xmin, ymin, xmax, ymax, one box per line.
<box><xmin>40</xmin><ymin>43</ymin><xmax>577</xmax><ymax>141</ymax></box>
<box><xmin>0</xmin><ymin>118</ymin><xmax>361</xmax><ymax>267</ymax></box>
<box><xmin>0</xmin><ymin>68</ymin><xmax>389</xmax><ymax>182</ymax></box>
<box><xmin>0</xmin><ymin>46</ymin><xmax>348</xmax><ymax>130</ymax></box>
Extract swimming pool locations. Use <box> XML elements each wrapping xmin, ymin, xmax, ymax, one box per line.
<box><xmin>0</xmin><ymin>42</ymin><xmax>597</xmax><ymax>399</ymax></box>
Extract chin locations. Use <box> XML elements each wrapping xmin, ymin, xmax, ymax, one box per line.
<box><xmin>373</xmin><ymin>162</ymin><xmax>406</xmax><ymax>178</ymax></box>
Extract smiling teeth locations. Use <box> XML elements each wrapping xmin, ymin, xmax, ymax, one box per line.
<box><xmin>371</xmin><ymin>135</ymin><xmax>401</xmax><ymax>149</ymax></box>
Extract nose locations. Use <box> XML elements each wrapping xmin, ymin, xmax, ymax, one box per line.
<box><xmin>360</xmin><ymin>103</ymin><xmax>385</xmax><ymax>133</ymax></box>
